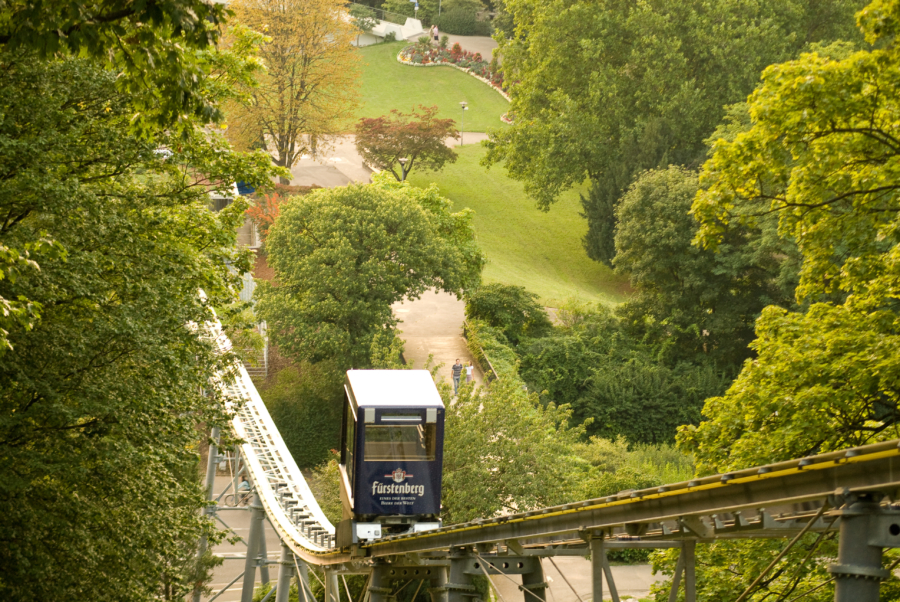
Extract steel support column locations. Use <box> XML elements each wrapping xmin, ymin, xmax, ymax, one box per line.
<box><xmin>241</xmin><ymin>493</ymin><xmax>266</xmax><ymax>602</ymax></box>
<box><xmin>683</xmin><ymin>541</ymin><xmax>696</xmax><ymax>602</ymax></box>
<box><xmin>521</xmin><ymin>559</ymin><xmax>547</xmax><ymax>602</ymax></box>
<box><xmin>260</xmin><ymin>528</ymin><xmax>270</xmax><ymax>585</ymax></box>
<box><xmin>430</xmin><ymin>565</ymin><xmax>449</xmax><ymax>602</ymax></box>
<box><xmin>296</xmin><ymin>557</ymin><xmax>313</xmax><ymax>602</ymax></box>
<box><xmin>325</xmin><ymin>569</ymin><xmax>340</xmax><ymax>602</ymax></box>
<box><xmin>231</xmin><ymin>445</ymin><xmax>242</xmax><ymax>506</ymax></box>
<box><xmin>830</xmin><ymin>495</ymin><xmax>892</xmax><ymax>602</ymax></box>
<box><xmin>369</xmin><ymin>562</ymin><xmax>394</xmax><ymax>602</ymax></box>
<box><xmin>590</xmin><ymin>535</ymin><xmax>604</xmax><ymax>602</ymax></box>
<box><xmin>275</xmin><ymin>542</ymin><xmax>294</xmax><ymax>602</ymax></box>
<box><xmin>447</xmin><ymin>548</ymin><xmax>477</xmax><ymax>602</ymax></box>
<box><xmin>193</xmin><ymin>426</ymin><xmax>220</xmax><ymax>602</ymax></box>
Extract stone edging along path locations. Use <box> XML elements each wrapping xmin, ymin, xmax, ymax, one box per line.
<box><xmin>396</xmin><ymin>49</ymin><xmax>512</xmax><ymax>106</ymax></box>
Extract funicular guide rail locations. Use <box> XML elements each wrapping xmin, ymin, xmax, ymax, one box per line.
<box><xmin>205</xmin><ymin>320</ymin><xmax>900</xmax><ymax>602</ymax></box>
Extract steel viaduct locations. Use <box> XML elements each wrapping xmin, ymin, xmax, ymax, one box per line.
<box><xmin>197</xmin><ymin>320</ymin><xmax>900</xmax><ymax>602</ymax></box>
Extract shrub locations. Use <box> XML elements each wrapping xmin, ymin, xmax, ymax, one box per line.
<box><xmin>474</xmin><ymin>19</ymin><xmax>493</xmax><ymax>36</ymax></box>
<box><xmin>464</xmin><ymin>319</ymin><xmax>518</xmax><ymax>379</ymax></box>
<box><xmin>450</xmin><ymin>41</ymin><xmax>462</xmax><ymax>57</ymax></box>
<box><xmin>440</xmin><ymin>34</ymin><xmax>449</xmax><ymax>48</ymax></box>
<box><xmin>418</xmin><ymin>35</ymin><xmax>431</xmax><ymax>46</ymax></box>
<box><xmin>259</xmin><ymin>361</ymin><xmax>344</xmax><ymax>469</ymax></box>
<box><xmin>465</xmin><ymin>283</ymin><xmax>552</xmax><ymax>345</ymax></box>
<box><xmin>437</xmin><ymin>9</ymin><xmax>478</xmax><ymax>35</ymax></box>
<box><xmin>384</xmin><ymin>31</ymin><xmax>397</xmax><ymax>42</ymax></box>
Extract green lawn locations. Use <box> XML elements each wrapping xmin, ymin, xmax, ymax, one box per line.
<box><xmin>356</xmin><ymin>42</ymin><xmax>510</xmax><ymax>132</ymax></box>
<box><xmin>407</xmin><ymin>145</ymin><xmax>631</xmax><ymax>307</ymax></box>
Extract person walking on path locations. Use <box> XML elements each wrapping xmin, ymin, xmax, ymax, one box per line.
<box><xmin>451</xmin><ymin>358</ymin><xmax>463</xmax><ymax>394</ymax></box>
<box><xmin>431</xmin><ymin>24</ymin><xmax>439</xmax><ymax>45</ymax></box>
<box><xmin>465</xmin><ymin>361</ymin><xmax>474</xmax><ymax>384</ymax></box>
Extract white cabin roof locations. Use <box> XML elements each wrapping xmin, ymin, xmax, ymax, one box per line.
<box><xmin>346</xmin><ymin>370</ymin><xmax>444</xmax><ymax>409</ymax></box>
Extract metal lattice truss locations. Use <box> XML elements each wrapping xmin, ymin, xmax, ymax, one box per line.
<box><xmin>207</xmin><ymin>319</ymin><xmax>338</xmax><ymax>563</ymax></box>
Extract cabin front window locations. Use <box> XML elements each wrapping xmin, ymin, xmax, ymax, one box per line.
<box><xmin>364</xmin><ymin>424</ymin><xmax>436</xmax><ymax>461</ymax></box>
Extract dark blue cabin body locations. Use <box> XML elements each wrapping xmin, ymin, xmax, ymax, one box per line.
<box><xmin>340</xmin><ymin>370</ymin><xmax>445</xmax><ymax>525</ymax></box>
<box><xmin>353</xmin><ymin>407</ymin><xmax>444</xmax><ymax>518</ymax></box>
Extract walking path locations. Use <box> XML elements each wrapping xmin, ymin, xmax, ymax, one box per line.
<box><xmin>392</xmin><ymin>289</ymin><xmax>484</xmax><ymax>388</ymax></box>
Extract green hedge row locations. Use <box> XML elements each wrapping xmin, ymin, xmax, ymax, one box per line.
<box><xmin>464</xmin><ymin>319</ymin><xmax>517</xmax><ymax>380</ymax></box>
<box><xmin>434</xmin><ymin>9</ymin><xmax>492</xmax><ymax>36</ymax></box>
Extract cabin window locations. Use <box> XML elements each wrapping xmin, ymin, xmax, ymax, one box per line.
<box><xmin>344</xmin><ymin>408</ymin><xmax>356</xmax><ymax>486</ymax></box>
<box><xmin>364</xmin><ymin>424</ymin><xmax>436</xmax><ymax>461</ymax></box>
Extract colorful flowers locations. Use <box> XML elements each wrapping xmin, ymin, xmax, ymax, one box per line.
<box><xmin>398</xmin><ymin>44</ymin><xmax>506</xmax><ymax>95</ymax></box>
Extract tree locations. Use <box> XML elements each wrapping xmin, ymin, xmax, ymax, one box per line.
<box><xmin>226</xmin><ymin>0</ymin><xmax>360</xmax><ymax>182</ymax></box>
<box><xmin>680</xmin><ymin>0</ymin><xmax>900</xmax><ymax>474</ymax></box>
<box><xmin>355</xmin><ymin>106</ymin><xmax>459</xmax><ymax>181</ymax></box>
<box><xmin>614</xmin><ymin>166</ymin><xmax>799</xmax><ymax>366</ymax></box>
<box><xmin>441</xmin><ymin>377</ymin><xmax>586</xmax><ymax>523</ymax></box>
<box><xmin>256</xmin><ymin>174</ymin><xmax>484</xmax><ymax>368</ymax></box>
<box><xmin>0</xmin><ymin>0</ymin><xmax>231</xmax><ymax>128</ymax></box>
<box><xmin>350</xmin><ymin>4</ymin><xmax>379</xmax><ymax>46</ymax></box>
<box><xmin>482</xmin><ymin>0</ymin><xmax>866</xmax><ymax>264</ymax></box>
<box><xmin>0</xmin><ymin>55</ymin><xmax>277</xmax><ymax>600</ymax></box>
<box><xmin>654</xmin><ymin>2</ymin><xmax>900</xmax><ymax>598</ymax></box>
<box><xmin>260</xmin><ymin>361</ymin><xmax>345</xmax><ymax>469</ymax></box>
<box><xmin>517</xmin><ymin>303</ymin><xmax>731</xmax><ymax>445</ymax></box>
<box><xmin>464</xmin><ymin>283</ymin><xmax>552</xmax><ymax>345</ymax></box>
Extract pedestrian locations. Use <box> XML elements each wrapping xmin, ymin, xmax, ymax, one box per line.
<box><xmin>465</xmin><ymin>361</ymin><xmax>474</xmax><ymax>383</ymax></box>
<box><xmin>431</xmin><ymin>24</ymin><xmax>439</xmax><ymax>45</ymax></box>
<box><xmin>451</xmin><ymin>358</ymin><xmax>463</xmax><ymax>394</ymax></box>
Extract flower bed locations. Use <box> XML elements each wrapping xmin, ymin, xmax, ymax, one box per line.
<box><xmin>397</xmin><ymin>42</ymin><xmax>510</xmax><ymax>103</ymax></box>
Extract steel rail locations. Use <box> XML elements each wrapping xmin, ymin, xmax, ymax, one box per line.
<box><xmin>364</xmin><ymin>442</ymin><xmax>900</xmax><ymax>557</ymax></box>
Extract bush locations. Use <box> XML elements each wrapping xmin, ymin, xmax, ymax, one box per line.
<box><xmin>440</xmin><ymin>34</ymin><xmax>449</xmax><ymax>48</ymax></box>
<box><xmin>259</xmin><ymin>361</ymin><xmax>344</xmax><ymax>469</ymax></box>
<box><xmin>465</xmin><ymin>283</ymin><xmax>552</xmax><ymax>345</ymax></box>
<box><xmin>474</xmin><ymin>19</ymin><xmax>493</xmax><ymax>36</ymax></box>
<box><xmin>436</xmin><ymin>9</ymin><xmax>478</xmax><ymax>35</ymax></box>
<box><xmin>464</xmin><ymin>319</ymin><xmax>518</xmax><ymax>379</ymax></box>
<box><xmin>384</xmin><ymin>31</ymin><xmax>397</xmax><ymax>42</ymax></box>
<box><xmin>306</xmin><ymin>451</ymin><xmax>343</xmax><ymax>525</ymax></box>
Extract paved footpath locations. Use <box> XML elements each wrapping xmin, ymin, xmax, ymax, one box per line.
<box><xmin>392</xmin><ymin>289</ymin><xmax>484</xmax><ymax>388</ymax></box>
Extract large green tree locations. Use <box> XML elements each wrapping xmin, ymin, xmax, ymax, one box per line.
<box><xmin>483</xmin><ymin>0</ymin><xmax>866</xmax><ymax>264</ymax></box>
<box><xmin>650</xmin><ymin>1</ymin><xmax>900</xmax><ymax>599</ymax></box>
<box><xmin>0</xmin><ymin>54</ymin><xmax>276</xmax><ymax>601</ymax></box>
<box><xmin>0</xmin><ymin>0</ymin><xmax>234</xmax><ymax>128</ymax></box>
<box><xmin>257</xmin><ymin>175</ymin><xmax>484</xmax><ymax>368</ymax></box>
<box><xmin>614</xmin><ymin>166</ymin><xmax>799</xmax><ymax>366</ymax></box>
<box><xmin>682</xmin><ymin>0</ymin><xmax>900</xmax><ymax>473</ymax></box>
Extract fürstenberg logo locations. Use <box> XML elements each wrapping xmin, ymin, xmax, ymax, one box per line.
<box><xmin>372</xmin><ymin>468</ymin><xmax>425</xmax><ymax>496</ymax></box>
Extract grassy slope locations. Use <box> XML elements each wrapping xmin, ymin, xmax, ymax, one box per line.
<box><xmin>407</xmin><ymin>145</ymin><xmax>630</xmax><ymax>307</ymax></box>
<box><xmin>355</xmin><ymin>42</ymin><xmax>509</xmax><ymax>132</ymax></box>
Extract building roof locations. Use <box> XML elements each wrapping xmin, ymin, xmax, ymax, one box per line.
<box><xmin>346</xmin><ymin>370</ymin><xmax>444</xmax><ymax>409</ymax></box>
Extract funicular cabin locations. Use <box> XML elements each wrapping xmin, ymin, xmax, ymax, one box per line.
<box><xmin>337</xmin><ymin>370</ymin><xmax>445</xmax><ymax>546</ymax></box>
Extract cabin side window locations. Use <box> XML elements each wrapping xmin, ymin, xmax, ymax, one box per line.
<box><xmin>344</xmin><ymin>408</ymin><xmax>356</xmax><ymax>488</ymax></box>
<box><xmin>364</xmin><ymin>424</ymin><xmax>436</xmax><ymax>461</ymax></box>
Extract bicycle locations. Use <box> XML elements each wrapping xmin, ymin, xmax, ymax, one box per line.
<box><xmin>222</xmin><ymin>491</ymin><xmax>253</xmax><ymax>507</ymax></box>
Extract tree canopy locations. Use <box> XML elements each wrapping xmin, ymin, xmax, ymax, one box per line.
<box><xmin>355</xmin><ymin>105</ymin><xmax>459</xmax><ymax>181</ymax></box>
<box><xmin>226</xmin><ymin>0</ymin><xmax>359</xmax><ymax>179</ymax></box>
<box><xmin>614</xmin><ymin>166</ymin><xmax>799</xmax><ymax>366</ymax></box>
<box><xmin>680</xmin><ymin>0</ymin><xmax>900</xmax><ymax>473</ymax></box>
<box><xmin>483</xmin><ymin>0</ymin><xmax>866</xmax><ymax>264</ymax></box>
<box><xmin>0</xmin><ymin>0</ymin><xmax>237</xmax><ymax>128</ymax></box>
<box><xmin>0</xmin><ymin>54</ymin><xmax>277</xmax><ymax>600</ymax></box>
<box><xmin>257</xmin><ymin>175</ymin><xmax>484</xmax><ymax>368</ymax></box>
